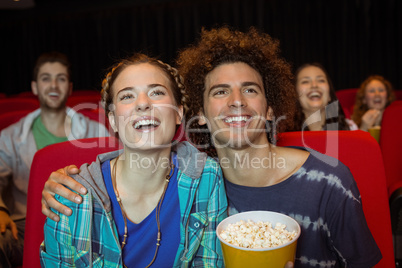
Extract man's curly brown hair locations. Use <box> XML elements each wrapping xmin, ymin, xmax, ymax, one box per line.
<box><xmin>176</xmin><ymin>26</ymin><xmax>298</xmax><ymax>157</ymax></box>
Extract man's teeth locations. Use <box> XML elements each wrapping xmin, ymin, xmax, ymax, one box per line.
<box><xmin>224</xmin><ymin>116</ymin><xmax>249</xmax><ymax>123</ymax></box>
<box><xmin>134</xmin><ymin>119</ymin><xmax>160</xmax><ymax>129</ymax></box>
<box><xmin>49</xmin><ymin>92</ymin><xmax>59</xmax><ymax>97</ymax></box>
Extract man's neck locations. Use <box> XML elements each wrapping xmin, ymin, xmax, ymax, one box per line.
<box><xmin>216</xmin><ymin>144</ymin><xmax>280</xmax><ymax>186</ymax></box>
<box><xmin>40</xmin><ymin>107</ymin><xmax>70</xmax><ymax>137</ymax></box>
<box><xmin>216</xmin><ymin>145</ymin><xmax>308</xmax><ymax>188</ymax></box>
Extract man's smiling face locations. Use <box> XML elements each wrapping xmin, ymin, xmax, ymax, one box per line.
<box><xmin>200</xmin><ymin>62</ymin><xmax>272</xmax><ymax>149</ymax></box>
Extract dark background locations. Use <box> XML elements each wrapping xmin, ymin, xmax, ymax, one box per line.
<box><xmin>0</xmin><ymin>0</ymin><xmax>401</xmax><ymax>95</ymax></box>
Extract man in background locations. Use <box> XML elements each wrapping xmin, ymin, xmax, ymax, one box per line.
<box><xmin>0</xmin><ymin>51</ymin><xmax>109</xmax><ymax>267</ymax></box>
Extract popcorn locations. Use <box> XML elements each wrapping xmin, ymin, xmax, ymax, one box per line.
<box><xmin>219</xmin><ymin>219</ymin><xmax>297</xmax><ymax>249</ymax></box>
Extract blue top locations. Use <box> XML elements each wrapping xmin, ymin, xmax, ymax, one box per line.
<box><xmin>225</xmin><ymin>148</ymin><xmax>382</xmax><ymax>268</ymax></box>
<box><xmin>102</xmin><ymin>154</ymin><xmax>180</xmax><ymax>267</ymax></box>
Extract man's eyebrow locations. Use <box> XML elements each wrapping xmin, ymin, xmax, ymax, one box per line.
<box><xmin>208</xmin><ymin>82</ymin><xmax>262</xmax><ymax>94</ymax></box>
<box><xmin>38</xmin><ymin>73</ymin><xmax>50</xmax><ymax>78</ymax></box>
<box><xmin>38</xmin><ymin>73</ymin><xmax>68</xmax><ymax>78</ymax></box>
<box><xmin>242</xmin><ymin>81</ymin><xmax>262</xmax><ymax>88</ymax></box>
<box><xmin>208</xmin><ymin>83</ymin><xmax>230</xmax><ymax>94</ymax></box>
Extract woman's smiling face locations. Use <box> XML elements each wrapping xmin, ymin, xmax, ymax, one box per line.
<box><xmin>296</xmin><ymin>65</ymin><xmax>331</xmax><ymax>114</ymax></box>
<box><xmin>109</xmin><ymin>63</ymin><xmax>182</xmax><ymax>149</ymax></box>
<box><xmin>363</xmin><ymin>79</ymin><xmax>388</xmax><ymax>110</ymax></box>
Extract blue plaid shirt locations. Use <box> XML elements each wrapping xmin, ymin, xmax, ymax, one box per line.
<box><xmin>40</xmin><ymin>145</ymin><xmax>227</xmax><ymax>267</ymax></box>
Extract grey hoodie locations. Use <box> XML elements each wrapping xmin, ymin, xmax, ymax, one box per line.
<box><xmin>0</xmin><ymin>108</ymin><xmax>110</xmax><ymax>220</ymax></box>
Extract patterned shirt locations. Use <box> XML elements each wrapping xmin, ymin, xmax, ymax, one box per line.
<box><xmin>225</xmin><ymin>148</ymin><xmax>382</xmax><ymax>268</ymax></box>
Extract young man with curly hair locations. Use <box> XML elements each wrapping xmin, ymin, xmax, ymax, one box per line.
<box><xmin>41</xmin><ymin>27</ymin><xmax>381</xmax><ymax>267</ymax></box>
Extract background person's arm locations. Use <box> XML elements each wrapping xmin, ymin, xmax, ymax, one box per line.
<box><xmin>0</xmin><ymin>130</ymin><xmax>18</xmax><ymax>239</ymax></box>
<box><xmin>359</xmin><ymin>109</ymin><xmax>381</xmax><ymax>131</ymax></box>
<box><xmin>0</xmin><ymin>210</ymin><xmax>18</xmax><ymax>239</ymax></box>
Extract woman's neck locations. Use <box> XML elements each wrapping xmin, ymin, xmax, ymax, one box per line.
<box><xmin>112</xmin><ymin>147</ymin><xmax>173</xmax><ymax>223</ymax></box>
<box><xmin>116</xmin><ymin>147</ymin><xmax>173</xmax><ymax>194</ymax></box>
<box><xmin>303</xmin><ymin>108</ymin><xmax>326</xmax><ymax>131</ymax></box>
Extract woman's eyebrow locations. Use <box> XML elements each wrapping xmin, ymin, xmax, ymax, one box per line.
<box><xmin>116</xmin><ymin>84</ymin><xmax>168</xmax><ymax>94</ymax></box>
<box><xmin>148</xmin><ymin>83</ymin><xmax>168</xmax><ymax>90</ymax></box>
<box><xmin>116</xmin><ymin>87</ymin><xmax>134</xmax><ymax>94</ymax></box>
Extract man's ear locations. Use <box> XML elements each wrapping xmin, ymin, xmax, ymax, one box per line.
<box><xmin>108</xmin><ymin>112</ymin><xmax>118</xmax><ymax>133</ymax></box>
<box><xmin>31</xmin><ymin>81</ymin><xmax>38</xmax><ymax>96</ymax></box>
<box><xmin>176</xmin><ymin>105</ymin><xmax>184</xmax><ymax>125</ymax></box>
<box><xmin>266</xmin><ymin>106</ymin><xmax>274</xmax><ymax>121</ymax></box>
<box><xmin>198</xmin><ymin>111</ymin><xmax>207</xmax><ymax>126</ymax></box>
<box><xmin>68</xmin><ymin>83</ymin><xmax>73</xmax><ymax>97</ymax></box>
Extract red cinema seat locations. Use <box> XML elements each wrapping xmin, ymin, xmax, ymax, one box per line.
<box><xmin>394</xmin><ymin>90</ymin><xmax>402</xmax><ymax>100</ymax></box>
<box><xmin>16</xmin><ymin>91</ymin><xmax>36</xmax><ymax>98</ymax></box>
<box><xmin>380</xmin><ymin>101</ymin><xmax>402</xmax><ymax>264</ymax></box>
<box><xmin>23</xmin><ymin>136</ymin><xmax>121</xmax><ymax>268</ymax></box>
<box><xmin>66</xmin><ymin>95</ymin><xmax>102</xmax><ymax>109</ymax></box>
<box><xmin>0</xmin><ymin>98</ymin><xmax>39</xmax><ymax>114</ymax></box>
<box><xmin>336</xmin><ymin>88</ymin><xmax>358</xmax><ymax>118</ymax></box>
<box><xmin>380</xmin><ymin>100</ymin><xmax>402</xmax><ymax>195</ymax></box>
<box><xmin>277</xmin><ymin>130</ymin><xmax>394</xmax><ymax>268</ymax></box>
<box><xmin>0</xmin><ymin>110</ymin><xmax>33</xmax><ymax>132</ymax></box>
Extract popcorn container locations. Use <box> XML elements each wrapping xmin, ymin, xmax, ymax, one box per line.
<box><xmin>216</xmin><ymin>211</ymin><xmax>301</xmax><ymax>268</ymax></box>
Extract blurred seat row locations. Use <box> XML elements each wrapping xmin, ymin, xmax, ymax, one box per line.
<box><xmin>0</xmin><ymin>90</ymin><xmax>106</xmax><ymax>132</ymax></box>
<box><xmin>0</xmin><ymin>91</ymin><xmax>102</xmax><ymax>113</ymax></box>
<box><xmin>0</xmin><ymin>89</ymin><xmax>100</xmax><ymax>99</ymax></box>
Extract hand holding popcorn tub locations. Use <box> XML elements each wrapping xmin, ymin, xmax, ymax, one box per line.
<box><xmin>216</xmin><ymin>211</ymin><xmax>301</xmax><ymax>268</ymax></box>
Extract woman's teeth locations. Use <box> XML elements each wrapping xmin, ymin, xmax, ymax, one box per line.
<box><xmin>309</xmin><ymin>92</ymin><xmax>321</xmax><ymax>98</ymax></box>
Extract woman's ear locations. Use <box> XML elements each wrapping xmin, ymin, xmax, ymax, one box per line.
<box><xmin>266</xmin><ymin>107</ymin><xmax>274</xmax><ymax>121</ymax></box>
<box><xmin>108</xmin><ymin>112</ymin><xmax>118</xmax><ymax>133</ymax></box>
<box><xmin>176</xmin><ymin>105</ymin><xmax>184</xmax><ymax>125</ymax></box>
